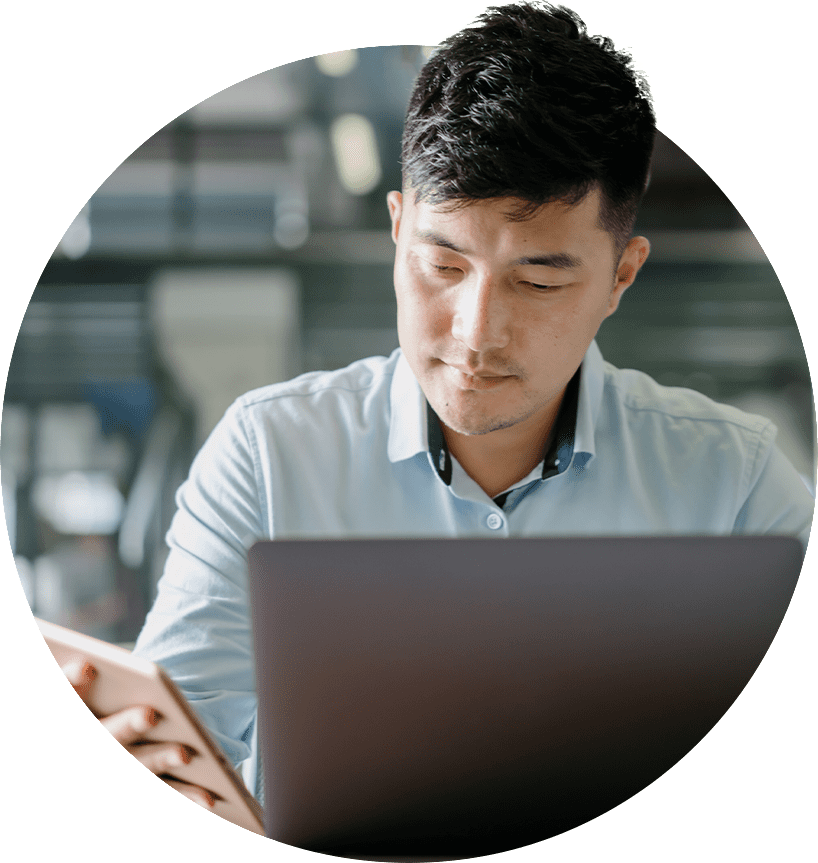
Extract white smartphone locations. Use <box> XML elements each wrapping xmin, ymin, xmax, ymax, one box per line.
<box><xmin>36</xmin><ymin>617</ymin><xmax>265</xmax><ymax>836</ymax></box>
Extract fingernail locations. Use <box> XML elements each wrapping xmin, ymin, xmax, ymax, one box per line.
<box><xmin>166</xmin><ymin>745</ymin><xmax>194</xmax><ymax>769</ymax></box>
<box><xmin>133</xmin><ymin>707</ymin><xmax>159</xmax><ymax>734</ymax></box>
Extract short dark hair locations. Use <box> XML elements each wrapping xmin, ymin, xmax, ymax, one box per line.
<box><xmin>401</xmin><ymin>2</ymin><xmax>656</xmax><ymax>255</ymax></box>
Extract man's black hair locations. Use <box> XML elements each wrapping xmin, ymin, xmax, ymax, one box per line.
<box><xmin>401</xmin><ymin>2</ymin><xmax>656</xmax><ymax>256</ymax></box>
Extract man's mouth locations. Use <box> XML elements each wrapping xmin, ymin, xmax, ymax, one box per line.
<box><xmin>445</xmin><ymin>362</ymin><xmax>515</xmax><ymax>389</ymax></box>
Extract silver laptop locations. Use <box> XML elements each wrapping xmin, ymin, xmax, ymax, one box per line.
<box><xmin>247</xmin><ymin>535</ymin><xmax>802</xmax><ymax>858</ymax></box>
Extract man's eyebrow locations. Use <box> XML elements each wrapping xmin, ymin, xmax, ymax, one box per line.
<box><xmin>415</xmin><ymin>230</ymin><xmax>584</xmax><ymax>270</ymax></box>
<box><xmin>415</xmin><ymin>230</ymin><xmax>465</xmax><ymax>253</ymax></box>
<box><xmin>515</xmin><ymin>252</ymin><xmax>584</xmax><ymax>269</ymax></box>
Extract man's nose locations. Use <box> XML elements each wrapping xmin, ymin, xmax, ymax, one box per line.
<box><xmin>450</xmin><ymin>275</ymin><xmax>512</xmax><ymax>353</ymax></box>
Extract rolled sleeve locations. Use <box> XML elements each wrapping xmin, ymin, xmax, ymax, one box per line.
<box><xmin>133</xmin><ymin>399</ymin><xmax>266</xmax><ymax>795</ymax></box>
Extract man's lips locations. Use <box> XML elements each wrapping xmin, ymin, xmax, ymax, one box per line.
<box><xmin>444</xmin><ymin>357</ymin><xmax>515</xmax><ymax>376</ymax></box>
<box><xmin>444</xmin><ymin>362</ymin><xmax>516</xmax><ymax>389</ymax></box>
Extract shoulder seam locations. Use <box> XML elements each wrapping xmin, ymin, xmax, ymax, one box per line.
<box><xmin>605</xmin><ymin>370</ymin><xmax>771</xmax><ymax>434</ymax></box>
<box><xmin>237</xmin><ymin>367</ymin><xmax>396</xmax><ymax>409</ymax></box>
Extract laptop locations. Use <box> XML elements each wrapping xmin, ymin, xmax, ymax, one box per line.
<box><xmin>247</xmin><ymin>535</ymin><xmax>802</xmax><ymax>859</ymax></box>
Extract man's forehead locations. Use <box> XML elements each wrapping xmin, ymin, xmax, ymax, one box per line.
<box><xmin>399</xmin><ymin>188</ymin><xmax>624</xmax><ymax>269</ymax></box>
<box><xmin>407</xmin><ymin>188</ymin><xmax>603</xmax><ymax>228</ymax></box>
<box><xmin>406</xmin><ymin>189</ymin><xmax>607</xmax><ymax>251</ymax></box>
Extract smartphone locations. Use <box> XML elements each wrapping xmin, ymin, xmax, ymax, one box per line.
<box><xmin>36</xmin><ymin>617</ymin><xmax>265</xmax><ymax>836</ymax></box>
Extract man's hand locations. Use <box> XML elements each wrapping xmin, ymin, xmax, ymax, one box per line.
<box><xmin>62</xmin><ymin>657</ymin><xmax>218</xmax><ymax>810</ymax></box>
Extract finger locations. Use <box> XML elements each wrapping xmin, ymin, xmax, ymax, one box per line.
<box><xmin>101</xmin><ymin>705</ymin><xmax>161</xmax><ymax>746</ymax></box>
<box><xmin>61</xmin><ymin>659</ymin><xmax>97</xmax><ymax>702</ymax></box>
<box><xmin>128</xmin><ymin>742</ymin><xmax>196</xmax><ymax>776</ymax></box>
<box><xmin>163</xmin><ymin>777</ymin><xmax>218</xmax><ymax>809</ymax></box>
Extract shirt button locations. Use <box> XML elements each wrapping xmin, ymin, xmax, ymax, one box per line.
<box><xmin>486</xmin><ymin>513</ymin><xmax>504</xmax><ymax>530</ymax></box>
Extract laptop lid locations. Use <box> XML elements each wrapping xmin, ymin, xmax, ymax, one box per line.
<box><xmin>248</xmin><ymin>535</ymin><xmax>802</xmax><ymax>858</ymax></box>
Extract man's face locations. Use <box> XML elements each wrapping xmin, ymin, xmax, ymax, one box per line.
<box><xmin>387</xmin><ymin>187</ymin><xmax>649</xmax><ymax>439</ymax></box>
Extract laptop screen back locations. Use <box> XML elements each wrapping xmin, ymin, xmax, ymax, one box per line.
<box><xmin>248</xmin><ymin>535</ymin><xmax>802</xmax><ymax>857</ymax></box>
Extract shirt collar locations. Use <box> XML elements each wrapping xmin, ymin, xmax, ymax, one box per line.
<box><xmin>574</xmin><ymin>339</ymin><xmax>605</xmax><ymax>464</ymax></box>
<box><xmin>387</xmin><ymin>341</ymin><xmax>606</xmax><ymax>473</ymax></box>
<box><xmin>387</xmin><ymin>350</ymin><xmax>429</xmax><ymax>463</ymax></box>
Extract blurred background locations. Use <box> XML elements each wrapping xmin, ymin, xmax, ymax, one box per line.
<box><xmin>1</xmin><ymin>46</ymin><xmax>813</xmax><ymax>644</ymax></box>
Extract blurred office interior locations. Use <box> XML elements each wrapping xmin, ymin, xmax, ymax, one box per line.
<box><xmin>1</xmin><ymin>46</ymin><xmax>813</xmax><ymax>643</ymax></box>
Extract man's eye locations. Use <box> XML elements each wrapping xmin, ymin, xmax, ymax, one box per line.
<box><xmin>526</xmin><ymin>282</ymin><xmax>558</xmax><ymax>291</ymax></box>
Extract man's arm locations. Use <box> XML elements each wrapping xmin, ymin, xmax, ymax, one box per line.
<box><xmin>132</xmin><ymin>396</ymin><xmax>266</xmax><ymax>799</ymax></box>
<box><xmin>733</xmin><ymin>429</ymin><xmax>814</xmax><ymax>547</ymax></box>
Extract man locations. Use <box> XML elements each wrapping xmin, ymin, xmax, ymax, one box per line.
<box><xmin>65</xmin><ymin>1</ymin><xmax>813</xmax><ymax>816</ymax></box>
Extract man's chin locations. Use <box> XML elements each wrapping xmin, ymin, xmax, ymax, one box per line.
<box><xmin>434</xmin><ymin>406</ymin><xmax>523</xmax><ymax>437</ymax></box>
<box><xmin>425</xmin><ymin>379</ymin><xmax>533</xmax><ymax>437</ymax></box>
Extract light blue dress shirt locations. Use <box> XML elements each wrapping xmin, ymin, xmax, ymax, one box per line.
<box><xmin>133</xmin><ymin>341</ymin><xmax>813</xmax><ymax>803</ymax></box>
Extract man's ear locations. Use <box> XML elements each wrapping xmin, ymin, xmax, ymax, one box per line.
<box><xmin>606</xmin><ymin>235</ymin><xmax>650</xmax><ymax>317</ymax></box>
<box><xmin>386</xmin><ymin>191</ymin><xmax>403</xmax><ymax>244</ymax></box>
